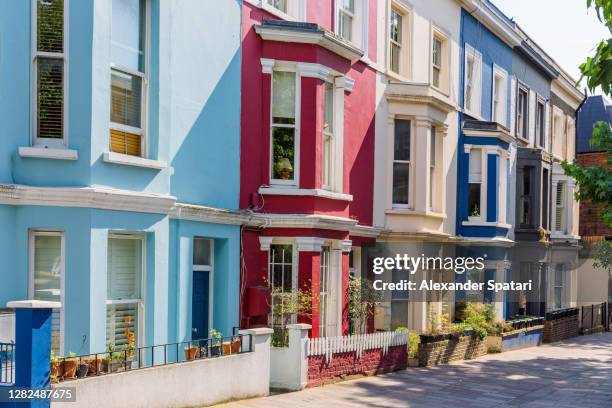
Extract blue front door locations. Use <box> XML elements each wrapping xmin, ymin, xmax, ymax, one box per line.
<box><xmin>192</xmin><ymin>271</ymin><xmax>210</xmax><ymax>340</ymax></box>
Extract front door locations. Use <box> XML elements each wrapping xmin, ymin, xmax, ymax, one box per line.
<box><xmin>192</xmin><ymin>271</ymin><xmax>210</xmax><ymax>340</ymax></box>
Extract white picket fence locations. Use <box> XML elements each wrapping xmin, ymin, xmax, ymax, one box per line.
<box><xmin>308</xmin><ymin>331</ymin><xmax>408</xmax><ymax>363</ymax></box>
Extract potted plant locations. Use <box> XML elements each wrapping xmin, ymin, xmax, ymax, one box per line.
<box><xmin>230</xmin><ymin>337</ymin><xmax>241</xmax><ymax>354</ymax></box>
<box><xmin>184</xmin><ymin>341</ymin><xmax>198</xmax><ymax>361</ymax></box>
<box><xmin>50</xmin><ymin>350</ymin><xmax>63</xmax><ymax>383</ymax></box>
<box><xmin>106</xmin><ymin>342</ymin><xmax>125</xmax><ymax>373</ymax></box>
<box><xmin>86</xmin><ymin>355</ymin><xmax>103</xmax><ymax>376</ymax></box>
<box><xmin>62</xmin><ymin>352</ymin><xmax>79</xmax><ymax>380</ymax></box>
<box><xmin>209</xmin><ymin>329</ymin><xmax>222</xmax><ymax>357</ymax></box>
<box><xmin>77</xmin><ymin>360</ymin><xmax>89</xmax><ymax>378</ymax></box>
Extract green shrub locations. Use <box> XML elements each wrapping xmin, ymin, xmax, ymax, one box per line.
<box><xmin>395</xmin><ymin>327</ymin><xmax>420</xmax><ymax>358</ymax></box>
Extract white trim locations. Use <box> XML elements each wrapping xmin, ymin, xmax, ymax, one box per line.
<box><xmin>30</xmin><ymin>0</ymin><xmax>69</xmax><ymax>149</ymax></box>
<box><xmin>244</xmin><ymin>0</ymin><xmax>306</xmax><ymax>21</ymax></box>
<box><xmin>296</xmin><ymin>62</ymin><xmax>332</xmax><ymax>81</ymax></box>
<box><xmin>491</xmin><ymin>64</ymin><xmax>508</xmax><ymax>126</ymax></box>
<box><xmin>388</xmin><ymin>1</ymin><xmax>412</xmax><ymax>79</ymax></box>
<box><xmin>340</xmin><ymin>240</ymin><xmax>352</xmax><ymax>253</ymax></box>
<box><xmin>261</xmin><ymin>58</ymin><xmax>275</xmax><ymax>74</ymax></box>
<box><xmin>430</xmin><ymin>26</ymin><xmax>450</xmax><ymax>95</ymax></box>
<box><xmin>295</xmin><ymin>237</ymin><xmax>326</xmax><ymax>252</ymax></box>
<box><xmin>462</xmin><ymin>220</ymin><xmax>512</xmax><ymax>229</ymax></box>
<box><xmin>28</xmin><ymin>229</ymin><xmax>65</xmax><ymax>355</ymax></box>
<box><xmin>19</xmin><ymin>147</ymin><xmax>78</xmax><ymax>160</ymax></box>
<box><xmin>7</xmin><ymin>300</ymin><xmax>62</xmax><ymax>309</ymax></box>
<box><xmin>103</xmin><ymin>152</ymin><xmax>167</xmax><ymax>170</ymax></box>
<box><xmin>258</xmin><ymin>187</ymin><xmax>353</xmax><ymax>202</ymax></box>
<box><xmin>259</xmin><ymin>236</ymin><xmax>274</xmax><ymax>251</ymax></box>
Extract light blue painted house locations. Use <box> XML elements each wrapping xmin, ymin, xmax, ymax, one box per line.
<box><xmin>0</xmin><ymin>0</ymin><xmax>242</xmax><ymax>356</ymax></box>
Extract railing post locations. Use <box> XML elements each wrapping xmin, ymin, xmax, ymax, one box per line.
<box><xmin>8</xmin><ymin>300</ymin><xmax>61</xmax><ymax>408</ymax></box>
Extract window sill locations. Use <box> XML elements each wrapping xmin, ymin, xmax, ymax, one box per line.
<box><xmin>19</xmin><ymin>146</ymin><xmax>78</xmax><ymax>161</ymax></box>
<box><xmin>462</xmin><ymin>220</ymin><xmax>512</xmax><ymax>229</ymax></box>
<box><xmin>550</xmin><ymin>232</ymin><xmax>580</xmax><ymax>241</ymax></box>
<box><xmin>259</xmin><ymin>187</ymin><xmax>353</xmax><ymax>202</ymax></box>
<box><xmin>386</xmin><ymin>208</ymin><xmax>447</xmax><ymax>220</ymax></box>
<box><xmin>386</xmin><ymin>70</ymin><xmax>411</xmax><ymax>83</ymax></box>
<box><xmin>103</xmin><ymin>152</ymin><xmax>167</xmax><ymax>170</ymax></box>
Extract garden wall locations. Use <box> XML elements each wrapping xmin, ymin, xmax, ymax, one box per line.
<box><xmin>544</xmin><ymin>315</ymin><xmax>579</xmax><ymax>343</ymax></box>
<box><xmin>487</xmin><ymin>326</ymin><xmax>543</xmax><ymax>352</ymax></box>
<box><xmin>307</xmin><ymin>345</ymin><xmax>407</xmax><ymax>387</ymax></box>
<box><xmin>418</xmin><ymin>335</ymin><xmax>487</xmax><ymax>367</ymax></box>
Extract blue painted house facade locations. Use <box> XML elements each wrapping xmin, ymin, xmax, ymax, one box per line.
<box><xmin>0</xmin><ymin>0</ymin><xmax>242</xmax><ymax>356</ymax></box>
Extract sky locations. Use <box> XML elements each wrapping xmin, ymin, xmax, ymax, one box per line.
<box><xmin>493</xmin><ymin>0</ymin><xmax>609</xmax><ymax>94</ymax></box>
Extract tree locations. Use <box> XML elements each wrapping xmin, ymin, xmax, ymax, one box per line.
<box><xmin>561</xmin><ymin>0</ymin><xmax>612</xmax><ymax>269</ymax></box>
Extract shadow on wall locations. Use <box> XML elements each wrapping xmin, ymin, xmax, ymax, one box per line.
<box><xmin>171</xmin><ymin>50</ymin><xmax>242</xmax><ymax>210</ymax></box>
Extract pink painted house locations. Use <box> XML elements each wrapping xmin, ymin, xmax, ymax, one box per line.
<box><xmin>239</xmin><ymin>0</ymin><xmax>379</xmax><ymax>339</ymax></box>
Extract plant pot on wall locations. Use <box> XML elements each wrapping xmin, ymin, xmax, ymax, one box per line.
<box><xmin>231</xmin><ymin>338</ymin><xmax>241</xmax><ymax>354</ymax></box>
<box><xmin>222</xmin><ymin>342</ymin><xmax>232</xmax><ymax>355</ymax></box>
<box><xmin>63</xmin><ymin>359</ymin><xmax>79</xmax><ymax>379</ymax></box>
<box><xmin>210</xmin><ymin>345</ymin><xmax>221</xmax><ymax>357</ymax></box>
<box><xmin>50</xmin><ymin>360</ymin><xmax>63</xmax><ymax>383</ymax></box>
<box><xmin>77</xmin><ymin>363</ymin><xmax>89</xmax><ymax>378</ymax></box>
<box><xmin>184</xmin><ymin>346</ymin><xmax>198</xmax><ymax>361</ymax></box>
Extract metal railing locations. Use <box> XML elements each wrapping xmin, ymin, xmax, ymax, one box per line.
<box><xmin>0</xmin><ymin>342</ymin><xmax>15</xmax><ymax>384</ymax></box>
<box><xmin>580</xmin><ymin>302</ymin><xmax>608</xmax><ymax>332</ymax></box>
<box><xmin>53</xmin><ymin>333</ymin><xmax>252</xmax><ymax>383</ymax></box>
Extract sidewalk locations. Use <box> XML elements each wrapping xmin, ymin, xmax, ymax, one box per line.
<box><xmin>216</xmin><ymin>332</ymin><xmax>612</xmax><ymax>408</ymax></box>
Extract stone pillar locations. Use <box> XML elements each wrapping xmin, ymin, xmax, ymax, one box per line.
<box><xmin>269</xmin><ymin>323</ymin><xmax>311</xmax><ymax>391</ymax></box>
<box><xmin>238</xmin><ymin>327</ymin><xmax>274</xmax><ymax>395</ymax></box>
<box><xmin>8</xmin><ymin>300</ymin><xmax>61</xmax><ymax>408</ymax></box>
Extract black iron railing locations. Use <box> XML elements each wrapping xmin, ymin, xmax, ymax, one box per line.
<box><xmin>545</xmin><ymin>307</ymin><xmax>578</xmax><ymax>321</ymax></box>
<box><xmin>580</xmin><ymin>302</ymin><xmax>607</xmax><ymax>332</ymax></box>
<box><xmin>53</xmin><ymin>333</ymin><xmax>251</xmax><ymax>383</ymax></box>
<box><xmin>0</xmin><ymin>342</ymin><xmax>15</xmax><ymax>384</ymax></box>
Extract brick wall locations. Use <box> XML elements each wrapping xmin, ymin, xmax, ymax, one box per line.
<box><xmin>307</xmin><ymin>345</ymin><xmax>407</xmax><ymax>387</ymax></box>
<box><xmin>418</xmin><ymin>336</ymin><xmax>487</xmax><ymax>367</ymax></box>
<box><xmin>576</xmin><ymin>152</ymin><xmax>612</xmax><ymax>238</ymax></box>
<box><xmin>543</xmin><ymin>316</ymin><xmax>580</xmax><ymax>343</ymax></box>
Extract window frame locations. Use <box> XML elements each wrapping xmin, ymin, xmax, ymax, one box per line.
<box><xmin>322</xmin><ymin>81</ymin><xmax>335</xmax><ymax>190</ymax></box>
<box><xmin>192</xmin><ymin>237</ymin><xmax>215</xmax><ymax>335</ymax></box>
<box><xmin>269</xmin><ymin>68</ymin><xmax>301</xmax><ymax>186</ymax></box>
<box><xmin>391</xmin><ymin>118</ymin><xmax>413</xmax><ymax>209</ymax></box>
<box><xmin>429</xmin><ymin>125</ymin><xmax>437</xmax><ymax>211</ymax></box>
<box><xmin>28</xmin><ymin>229</ymin><xmax>65</xmax><ymax>355</ymax></box>
<box><xmin>267</xmin><ymin>242</ymin><xmax>298</xmax><ymax>341</ymax></box>
<box><xmin>30</xmin><ymin>0</ymin><xmax>69</xmax><ymax>148</ymax></box>
<box><xmin>337</xmin><ymin>0</ymin><xmax>355</xmax><ymax>43</ymax></box>
<box><xmin>535</xmin><ymin>98</ymin><xmax>546</xmax><ymax>149</ymax></box>
<box><xmin>515</xmin><ymin>83</ymin><xmax>529</xmax><ymax>141</ymax></box>
<box><xmin>431</xmin><ymin>28</ymin><xmax>449</xmax><ymax>93</ymax></box>
<box><xmin>468</xmin><ymin>147</ymin><xmax>485</xmax><ymax>221</ymax></box>
<box><xmin>109</xmin><ymin>0</ymin><xmax>150</xmax><ymax>158</ymax></box>
<box><xmin>553</xmin><ymin>264</ymin><xmax>565</xmax><ymax>310</ymax></box>
<box><xmin>554</xmin><ymin>181</ymin><xmax>567</xmax><ymax>234</ymax></box>
<box><xmin>491</xmin><ymin>65</ymin><xmax>508</xmax><ymax>126</ymax></box>
<box><xmin>388</xmin><ymin>2</ymin><xmax>410</xmax><ymax>78</ymax></box>
<box><xmin>319</xmin><ymin>246</ymin><xmax>331</xmax><ymax>337</ymax></box>
<box><xmin>463</xmin><ymin>44</ymin><xmax>482</xmax><ymax>118</ymax></box>
<box><xmin>106</xmin><ymin>233</ymin><xmax>146</xmax><ymax>349</ymax></box>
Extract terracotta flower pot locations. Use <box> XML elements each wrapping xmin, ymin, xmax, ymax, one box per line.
<box><xmin>231</xmin><ymin>338</ymin><xmax>241</xmax><ymax>354</ymax></box>
<box><xmin>63</xmin><ymin>359</ymin><xmax>78</xmax><ymax>379</ymax></box>
<box><xmin>50</xmin><ymin>360</ymin><xmax>64</xmax><ymax>383</ymax></box>
<box><xmin>222</xmin><ymin>342</ymin><xmax>232</xmax><ymax>355</ymax></box>
<box><xmin>184</xmin><ymin>347</ymin><xmax>198</xmax><ymax>361</ymax></box>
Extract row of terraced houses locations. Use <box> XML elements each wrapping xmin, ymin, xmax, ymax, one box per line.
<box><xmin>0</xmin><ymin>0</ymin><xmax>591</xmax><ymax>358</ymax></box>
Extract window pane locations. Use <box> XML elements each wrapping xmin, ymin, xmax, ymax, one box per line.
<box><xmin>272</xmin><ymin>72</ymin><xmax>296</xmax><ymax>124</ymax></box>
<box><xmin>193</xmin><ymin>238</ymin><xmax>212</xmax><ymax>266</ymax></box>
<box><xmin>394</xmin><ymin>119</ymin><xmax>411</xmax><ymax>160</ymax></box>
<box><xmin>323</xmin><ymin>134</ymin><xmax>332</xmax><ymax>186</ymax></box>
<box><xmin>433</xmin><ymin>38</ymin><xmax>442</xmax><ymax>67</ymax></box>
<box><xmin>433</xmin><ymin>67</ymin><xmax>440</xmax><ymax>88</ymax></box>
<box><xmin>106</xmin><ymin>303</ymin><xmax>138</xmax><ymax>349</ymax></box>
<box><xmin>430</xmin><ymin>127</ymin><xmax>436</xmax><ymax>166</ymax></box>
<box><xmin>324</xmin><ymin>82</ymin><xmax>334</xmax><ymax>131</ymax></box>
<box><xmin>267</xmin><ymin>0</ymin><xmax>287</xmax><ymax>13</ymax></box>
<box><xmin>392</xmin><ymin>162</ymin><xmax>410</xmax><ymax>205</ymax></box>
<box><xmin>468</xmin><ymin>183</ymin><xmax>481</xmax><ymax>217</ymax></box>
<box><xmin>468</xmin><ymin>149</ymin><xmax>482</xmax><ymax>182</ymax></box>
<box><xmin>110</xmin><ymin>128</ymin><xmax>141</xmax><ymax>156</ymax></box>
<box><xmin>37</xmin><ymin>0</ymin><xmax>64</xmax><ymax>53</ymax></box>
<box><xmin>339</xmin><ymin>12</ymin><xmax>353</xmax><ymax>41</ymax></box>
<box><xmin>111</xmin><ymin>70</ymin><xmax>142</xmax><ymax>128</ymax></box>
<box><xmin>390</xmin><ymin>10</ymin><xmax>402</xmax><ymax>43</ymax></box>
<box><xmin>37</xmin><ymin>58</ymin><xmax>64</xmax><ymax>139</ymax></box>
<box><xmin>112</xmin><ymin>0</ymin><xmax>146</xmax><ymax>71</ymax></box>
<box><xmin>107</xmin><ymin>238</ymin><xmax>142</xmax><ymax>300</ymax></box>
<box><xmin>390</xmin><ymin>301</ymin><xmax>408</xmax><ymax>330</ymax></box>
<box><xmin>272</xmin><ymin>127</ymin><xmax>295</xmax><ymax>180</ymax></box>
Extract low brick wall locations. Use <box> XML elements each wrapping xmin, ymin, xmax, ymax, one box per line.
<box><xmin>418</xmin><ymin>336</ymin><xmax>487</xmax><ymax>367</ymax></box>
<box><xmin>543</xmin><ymin>315</ymin><xmax>579</xmax><ymax>343</ymax></box>
<box><xmin>307</xmin><ymin>345</ymin><xmax>407</xmax><ymax>387</ymax></box>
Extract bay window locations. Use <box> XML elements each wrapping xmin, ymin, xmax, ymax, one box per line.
<box><xmin>106</xmin><ymin>235</ymin><xmax>143</xmax><ymax>350</ymax></box>
<box><xmin>464</xmin><ymin>45</ymin><xmax>482</xmax><ymax>117</ymax></box>
<box><xmin>322</xmin><ymin>82</ymin><xmax>334</xmax><ymax>189</ymax></box>
<box><xmin>30</xmin><ymin>231</ymin><xmax>63</xmax><ymax>355</ymax></box>
<box><xmin>271</xmin><ymin>71</ymin><xmax>298</xmax><ymax>184</ymax></box>
<box><xmin>110</xmin><ymin>0</ymin><xmax>147</xmax><ymax>157</ymax></box>
<box><xmin>468</xmin><ymin>149</ymin><xmax>482</xmax><ymax>219</ymax></box>
<box><xmin>516</xmin><ymin>86</ymin><xmax>529</xmax><ymax>140</ymax></box>
<box><xmin>392</xmin><ymin>119</ymin><xmax>411</xmax><ymax>206</ymax></box>
<box><xmin>554</xmin><ymin>182</ymin><xmax>567</xmax><ymax>234</ymax></box>
<box><xmin>269</xmin><ymin>244</ymin><xmax>294</xmax><ymax>346</ymax></box>
<box><xmin>32</xmin><ymin>0</ymin><xmax>67</xmax><ymax>147</ymax></box>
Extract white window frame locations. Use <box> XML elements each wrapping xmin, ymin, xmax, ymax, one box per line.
<box><xmin>431</xmin><ymin>28</ymin><xmax>449</xmax><ymax>93</ymax></box>
<box><xmin>109</xmin><ymin>0</ymin><xmax>150</xmax><ymax>158</ymax></box>
<box><xmin>492</xmin><ymin>65</ymin><xmax>508</xmax><ymax>126</ymax></box>
<box><xmin>516</xmin><ymin>83</ymin><xmax>529</xmax><ymax>141</ymax></box>
<box><xmin>268</xmin><ymin>241</ymin><xmax>298</xmax><ymax>334</ymax></box>
<box><xmin>319</xmin><ymin>246</ymin><xmax>331</xmax><ymax>337</ymax></box>
<box><xmin>192</xmin><ymin>238</ymin><xmax>214</xmax><ymax>337</ymax></box>
<box><xmin>429</xmin><ymin>125</ymin><xmax>437</xmax><ymax>211</ymax></box>
<box><xmin>270</xmin><ymin>68</ymin><xmax>301</xmax><ymax>186</ymax></box>
<box><xmin>388</xmin><ymin>2</ymin><xmax>410</xmax><ymax>78</ymax></box>
<box><xmin>464</xmin><ymin>44</ymin><xmax>482</xmax><ymax>118</ymax></box>
<box><xmin>553</xmin><ymin>264</ymin><xmax>565</xmax><ymax>310</ymax></box>
<box><xmin>392</xmin><ymin>117</ymin><xmax>413</xmax><ymax>209</ymax></box>
<box><xmin>467</xmin><ymin>147</ymin><xmax>486</xmax><ymax>221</ymax></box>
<box><xmin>322</xmin><ymin>81</ymin><xmax>335</xmax><ymax>190</ymax></box>
<box><xmin>29</xmin><ymin>229</ymin><xmax>65</xmax><ymax>355</ymax></box>
<box><xmin>30</xmin><ymin>0</ymin><xmax>69</xmax><ymax>148</ymax></box>
<box><xmin>535</xmin><ymin>98</ymin><xmax>546</xmax><ymax>149</ymax></box>
<box><xmin>106</xmin><ymin>233</ymin><xmax>146</xmax><ymax>349</ymax></box>
<box><xmin>554</xmin><ymin>181</ymin><xmax>567</xmax><ymax>234</ymax></box>
<box><xmin>336</xmin><ymin>0</ymin><xmax>355</xmax><ymax>43</ymax></box>
<box><xmin>260</xmin><ymin>0</ymin><xmax>305</xmax><ymax>20</ymax></box>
